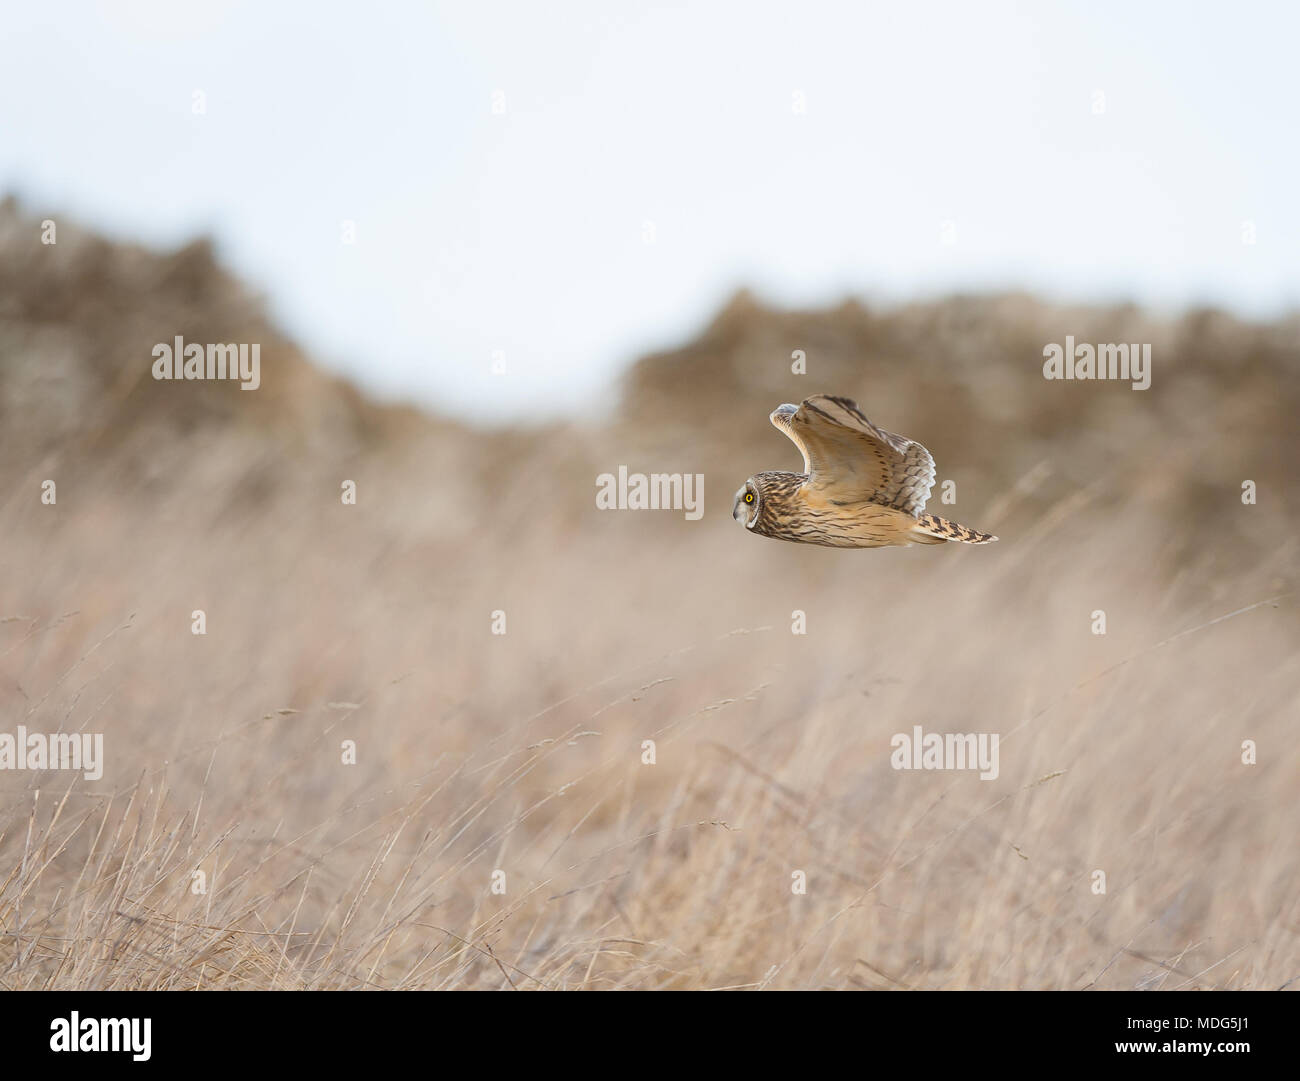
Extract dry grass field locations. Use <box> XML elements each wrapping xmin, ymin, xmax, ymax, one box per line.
<box><xmin>2</xmin><ymin>199</ymin><xmax>1298</xmax><ymax>989</ymax></box>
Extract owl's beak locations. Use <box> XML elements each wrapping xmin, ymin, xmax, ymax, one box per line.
<box><xmin>732</xmin><ymin>487</ymin><xmax>748</xmax><ymax>525</ymax></box>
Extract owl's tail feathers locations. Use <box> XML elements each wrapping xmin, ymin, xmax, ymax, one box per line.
<box><xmin>911</xmin><ymin>513</ymin><xmax>998</xmax><ymax>545</ymax></box>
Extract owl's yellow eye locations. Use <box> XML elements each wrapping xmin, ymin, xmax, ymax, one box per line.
<box><xmin>744</xmin><ymin>492</ymin><xmax>754</xmax><ymax>504</ymax></box>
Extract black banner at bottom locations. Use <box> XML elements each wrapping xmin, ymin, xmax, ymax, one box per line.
<box><xmin>1</xmin><ymin>989</ymin><xmax>1283</xmax><ymax>1068</ymax></box>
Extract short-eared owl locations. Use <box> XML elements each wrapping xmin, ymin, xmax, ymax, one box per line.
<box><xmin>732</xmin><ymin>395</ymin><xmax>997</xmax><ymax>549</ymax></box>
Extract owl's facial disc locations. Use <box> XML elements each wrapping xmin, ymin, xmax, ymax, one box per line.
<box><xmin>732</xmin><ymin>481</ymin><xmax>760</xmax><ymax>528</ymax></box>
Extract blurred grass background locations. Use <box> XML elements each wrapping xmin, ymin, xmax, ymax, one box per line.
<box><xmin>1</xmin><ymin>197</ymin><xmax>1297</xmax><ymax>989</ymax></box>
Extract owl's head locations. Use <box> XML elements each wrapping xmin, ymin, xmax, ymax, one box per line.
<box><xmin>732</xmin><ymin>478</ymin><xmax>761</xmax><ymax>529</ymax></box>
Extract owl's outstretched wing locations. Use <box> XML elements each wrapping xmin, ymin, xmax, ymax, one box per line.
<box><xmin>769</xmin><ymin>395</ymin><xmax>936</xmax><ymax>516</ymax></box>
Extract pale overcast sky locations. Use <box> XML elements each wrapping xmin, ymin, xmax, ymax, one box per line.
<box><xmin>3</xmin><ymin>1</ymin><xmax>1296</xmax><ymax>417</ymax></box>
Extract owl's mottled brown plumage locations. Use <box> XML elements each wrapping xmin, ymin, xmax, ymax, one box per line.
<box><xmin>732</xmin><ymin>395</ymin><xmax>997</xmax><ymax>550</ymax></box>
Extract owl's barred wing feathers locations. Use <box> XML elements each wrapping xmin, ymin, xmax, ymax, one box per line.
<box><xmin>912</xmin><ymin>512</ymin><xmax>998</xmax><ymax>544</ymax></box>
<box><xmin>771</xmin><ymin>395</ymin><xmax>937</xmax><ymax>516</ymax></box>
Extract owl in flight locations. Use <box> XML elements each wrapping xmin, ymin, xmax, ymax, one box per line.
<box><xmin>732</xmin><ymin>395</ymin><xmax>997</xmax><ymax>549</ymax></box>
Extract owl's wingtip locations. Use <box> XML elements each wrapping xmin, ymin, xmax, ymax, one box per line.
<box><xmin>769</xmin><ymin>403</ymin><xmax>798</xmax><ymax>429</ymax></box>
